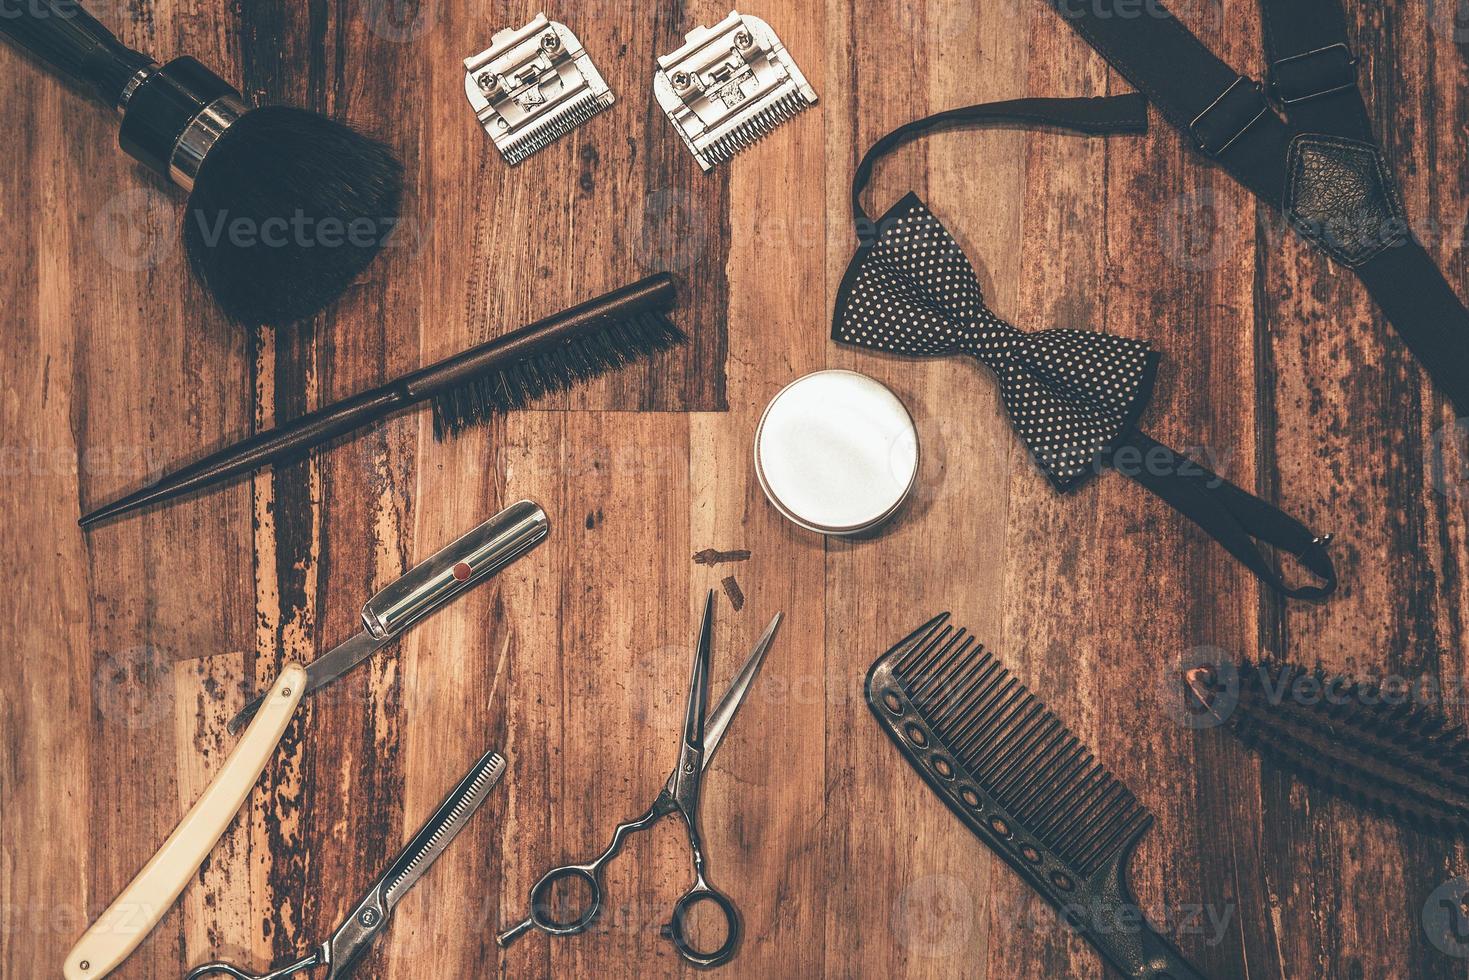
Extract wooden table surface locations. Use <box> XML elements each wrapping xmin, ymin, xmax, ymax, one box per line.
<box><xmin>5</xmin><ymin>0</ymin><xmax>1469</xmax><ymax>977</ymax></box>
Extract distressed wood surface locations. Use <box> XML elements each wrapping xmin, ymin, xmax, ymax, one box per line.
<box><xmin>4</xmin><ymin>0</ymin><xmax>1469</xmax><ymax>978</ymax></box>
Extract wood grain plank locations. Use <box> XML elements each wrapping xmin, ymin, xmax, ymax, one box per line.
<box><xmin>0</xmin><ymin>53</ymin><xmax>94</xmax><ymax>978</ymax></box>
<box><xmin>176</xmin><ymin>652</ymin><xmax>254</xmax><ymax>969</ymax></box>
<box><xmin>489</xmin><ymin>410</ymin><xmax>692</xmax><ymax>978</ymax></box>
<box><xmin>821</xmin><ymin>2</ymin><xmax>1024</xmax><ymax>977</ymax></box>
<box><xmin>51</xmin><ymin>0</ymin><xmax>259</xmax><ymax>973</ymax></box>
<box><xmin>10</xmin><ymin>0</ymin><xmax>1469</xmax><ymax>978</ymax></box>
<box><xmin>684</xmin><ymin>0</ymin><xmax>830</xmax><ymax>975</ymax></box>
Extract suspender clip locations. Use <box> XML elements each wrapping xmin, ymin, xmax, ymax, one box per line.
<box><xmin>1188</xmin><ymin>76</ymin><xmax>1269</xmax><ymax>158</ymax></box>
<box><xmin>1269</xmin><ymin>43</ymin><xmax>1359</xmax><ymax>107</ymax></box>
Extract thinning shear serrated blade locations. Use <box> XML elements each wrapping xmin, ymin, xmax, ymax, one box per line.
<box><xmin>382</xmin><ymin>749</ymin><xmax>508</xmax><ymax>909</ymax></box>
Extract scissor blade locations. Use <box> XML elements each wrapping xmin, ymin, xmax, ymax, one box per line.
<box><xmin>683</xmin><ymin>590</ymin><xmax>716</xmax><ymax>752</ymax></box>
<box><xmin>380</xmin><ymin>749</ymin><xmax>508</xmax><ymax>911</ymax></box>
<box><xmin>702</xmin><ymin>611</ymin><xmax>782</xmax><ymax>767</ymax></box>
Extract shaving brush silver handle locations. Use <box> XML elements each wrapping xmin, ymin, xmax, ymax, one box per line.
<box><xmin>0</xmin><ymin>0</ymin><xmax>153</xmax><ymax>105</ymax></box>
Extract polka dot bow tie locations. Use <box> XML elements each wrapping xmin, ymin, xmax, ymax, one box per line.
<box><xmin>833</xmin><ymin>191</ymin><xmax>1155</xmax><ymax>492</ymax></box>
<box><xmin>830</xmin><ymin>94</ymin><xmax>1339</xmax><ymax>601</ymax></box>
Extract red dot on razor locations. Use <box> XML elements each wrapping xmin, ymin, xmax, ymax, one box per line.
<box><xmin>452</xmin><ymin>562</ymin><xmax>472</xmax><ymax>581</ymax></box>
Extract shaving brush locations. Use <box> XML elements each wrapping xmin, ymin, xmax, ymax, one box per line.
<box><xmin>0</xmin><ymin>0</ymin><xmax>403</xmax><ymax>325</ymax></box>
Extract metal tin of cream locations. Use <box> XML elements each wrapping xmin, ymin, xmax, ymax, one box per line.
<box><xmin>754</xmin><ymin>370</ymin><xmax>920</xmax><ymax>536</ymax></box>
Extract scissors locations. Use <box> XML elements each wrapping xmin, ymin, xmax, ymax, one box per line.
<box><xmin>183</xmin><ymin>747</ymin><xmax>508</xmax><ymax>980</ymax></box>
<box><xmin>497</xmin><ymin>593</ymin><xmax>782</xmax><ymax>967</ymax></box>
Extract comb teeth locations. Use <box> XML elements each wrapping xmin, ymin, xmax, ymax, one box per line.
<box><xmin>880</xmin><ymin>614</ymin><xmax>1152</xmax><ymax>879</ymax></box>
<box><xmin>501</xmin><ymin>90</ymin><xmax>616</xmax><ymax>165</ymax></box>
<box><xmin>702</xmin><ymin>91</ymin><xmax>813</xmax><ymax>167</ymax></box>
<box><xmin>431</xmin><ymin>310</ymin><xmax>686</xmax><ymax>438</ymax></box>
<box><xmin>1193</xmin><ymin>661</ymin><xmax>1469</xmax><ymax>836</ymax></box>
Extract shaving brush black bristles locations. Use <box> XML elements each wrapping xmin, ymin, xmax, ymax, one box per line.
<box><xmin>183</xmin><ymin>106</ymin><xmax>404</xmax><ymax>325</ymax></box>
<box><xmin>1187</xmin><ymin>662</ymin><xmax>1469</xmax><ymax>837</ymax></box>
<box><xmin>0</xmin><ymin>1</ymin><xmax>404</xmax><ymax>326</ymax></box>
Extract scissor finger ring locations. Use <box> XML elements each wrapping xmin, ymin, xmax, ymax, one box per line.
<box><xmin>662</xmin><ymin>887</ymin><xmax>741</xmax><ymax>967</ymax></box>
<box><xmin>183</xmin><ymin>950</ymin><xmax>320</xmax><ymax>980</ymax></box>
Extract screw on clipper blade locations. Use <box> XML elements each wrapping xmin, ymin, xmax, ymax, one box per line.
<box><xmin>464</xmin><ymin>13</ymin><xmax>614</xmax><ymax>165</ymax></box>
<box><xmin>653</xmin><ymin>10</ymin><xmax>817</xmax><ymax>172</ymax></box>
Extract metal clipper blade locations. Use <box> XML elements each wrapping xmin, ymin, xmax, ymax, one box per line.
<box><xmin>653</xmin><ymin>10</ymin><xmax>817</xmax><ymax>172</ymax></box>
<box><xmin>464</xmin><ymin>13</ymin><xmax>614</xmax><ymax>165</ymax></box>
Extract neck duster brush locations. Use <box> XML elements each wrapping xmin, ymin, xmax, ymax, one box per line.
<box><xmin>1</xmin><ymin>0</ymin><xmax>403</xmax><ymax>326</ymax></box>
<box><xmin>1186</xmin><ymin>663</ymin><xmax>1469</xmax><ymax>837</ymax></box>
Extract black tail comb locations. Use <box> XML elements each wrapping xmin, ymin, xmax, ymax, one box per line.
<box><xmin>867</xmin><ymin>614</ymin><xmax>1209</xmax><ymax>980</ymax></box>
<box><xmin>1187</xmin><ymin>661</ymin><xmax>1469</xmax><ymax>837</ymax></box>
<box><xmin>79</xmin><ymin>274</ymin><xmax>684</xmax><ymax>528</ymax></box>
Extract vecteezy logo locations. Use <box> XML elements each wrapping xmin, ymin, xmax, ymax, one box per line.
<box><xmin>1423</xmin><ymin>877</ymin><xmax>1469</xmax><ymax>958</ymax></box>
<box><xmin>93</xmin><ymin>644</ymin><xmax>175</xmax><ymax>730</ymax></box>
<box><xmin>93</xmin><ymin>187</ymin><xmax>178</xmax><ymax>272</ymax></box>
<box><xmin>1427</xmin><ymin>418</ymin><xmax>1469</xmax><ymax>501</ymax></box>
<box><xmin>1155</xmin><ymin>189</ymin><xmax>1237</xmax><ymax>272</ymax></box>
<box><xmin>637</xmin><ymin>186</ymin><xmax>713</xmax><ymax>275</ymax></box>
<box><xmin>361</xmin><ymin>0</ymin><xmax>437</xmax><ymax>42</ymax></box>
<box><xmin>1426</xmin><ymin>0</ymin><xmax>1469</xmax><ymax>43</ymax></box>
<box><xmin>892</xmin><ymin>873</ymin><xmax>974</xmax><ymax>957</ymax></box>
<box><xmin>1159</xmin><ymin>646</ymin><xmax>1239</xmax><ymax>730</ymax></box>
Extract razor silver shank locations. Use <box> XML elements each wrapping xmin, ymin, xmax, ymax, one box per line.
<box><xmin>228</xmin><ymin>501</ymin><xmax>548</xmax><ymax>733</ymax></box>
<box><xmin>363</xmin><ymin>499</ymin><xmax>548</xmax><ymax>637</ymax></box>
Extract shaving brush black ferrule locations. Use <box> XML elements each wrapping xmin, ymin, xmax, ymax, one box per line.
<box><xmin>116</xmin><ymin>57</ymin><xmax>242</xmax><ymax>185</ymax></box>
<box><xmin>1</xmin><ymin>0</ymin><xmax>403</xmax><ymax>325</ymax></box>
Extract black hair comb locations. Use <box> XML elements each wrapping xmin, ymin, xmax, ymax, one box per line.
<box><xmin>1186</xmin><ymin>662</ymin><xmax>1469</xmax><ymax>837</ymax></box>
<box><xmin>867</xmin><ymin>614</ymin><xmax>1209</xmax><ymax>980</ymax></box>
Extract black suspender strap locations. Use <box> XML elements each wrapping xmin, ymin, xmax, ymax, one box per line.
<box><xmin>1046</xmin><ymin>0</ymin><xmax>1469</xmax><ymax>417</ymax></box>
<box><xmin>1258</xmin><ymin>0</ymin><xmax>1368</xmax><ymax>138</ymax></box>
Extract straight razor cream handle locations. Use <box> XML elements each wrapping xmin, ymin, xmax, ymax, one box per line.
<box><xmin>63</xmin><ymin>663</ymin><xmax>307</xmax><ymax>980</ymax></box>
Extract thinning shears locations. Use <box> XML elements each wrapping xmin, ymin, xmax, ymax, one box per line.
<box><xmin>183</xmin><ymin>747</ymin><xmax>508</xmax><ymax>980</ymax></box>
<box><xmin>497</xmin><ymin>593</ymin><xmax>782</xmax><ymax>967</ymax></box>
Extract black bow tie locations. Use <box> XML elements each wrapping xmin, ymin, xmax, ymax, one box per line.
<box><xmin>829</xmin><ymin>94</ymin><xmax>1337</xmax><ymax>601</ymax></box>
<box><xmin>834</xmin><ymin>192</ymin><xmax>1157</xmax><ymax>492</ymax></box>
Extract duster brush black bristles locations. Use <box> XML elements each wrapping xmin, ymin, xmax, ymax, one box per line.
<box><xmin>1</xmin><ymin>0</ymin><xmax>402</xmax><ymax>325</ymax></box>
<box><xmin>79</xmin><ymin>274</ymin><xmax>684</xmax><ymax>528</ymax></box>
<box><xmin>1186</xmin><ymin>662</ymin><xmax>1469</xmax><ymax>837</ymax></box>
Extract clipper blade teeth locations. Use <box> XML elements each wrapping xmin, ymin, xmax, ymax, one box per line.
<box><xmin>654</xmin><ymin>11</ymin><xmax>817</xmax><ymax>172</ymax></box>
<box><xmin>501</xmin><ymin>91</ymin><xmax>615</xmax><ymax>165</ymax></box>
<box><xmin>702</xmin><ymin>90</ymin><xmax>813</xmax><ymax>168</ymax></box>
<box><xmin>464</xmin><ymin>15</ymin><xmax>614</xmax><ymax>166</ymax></box>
